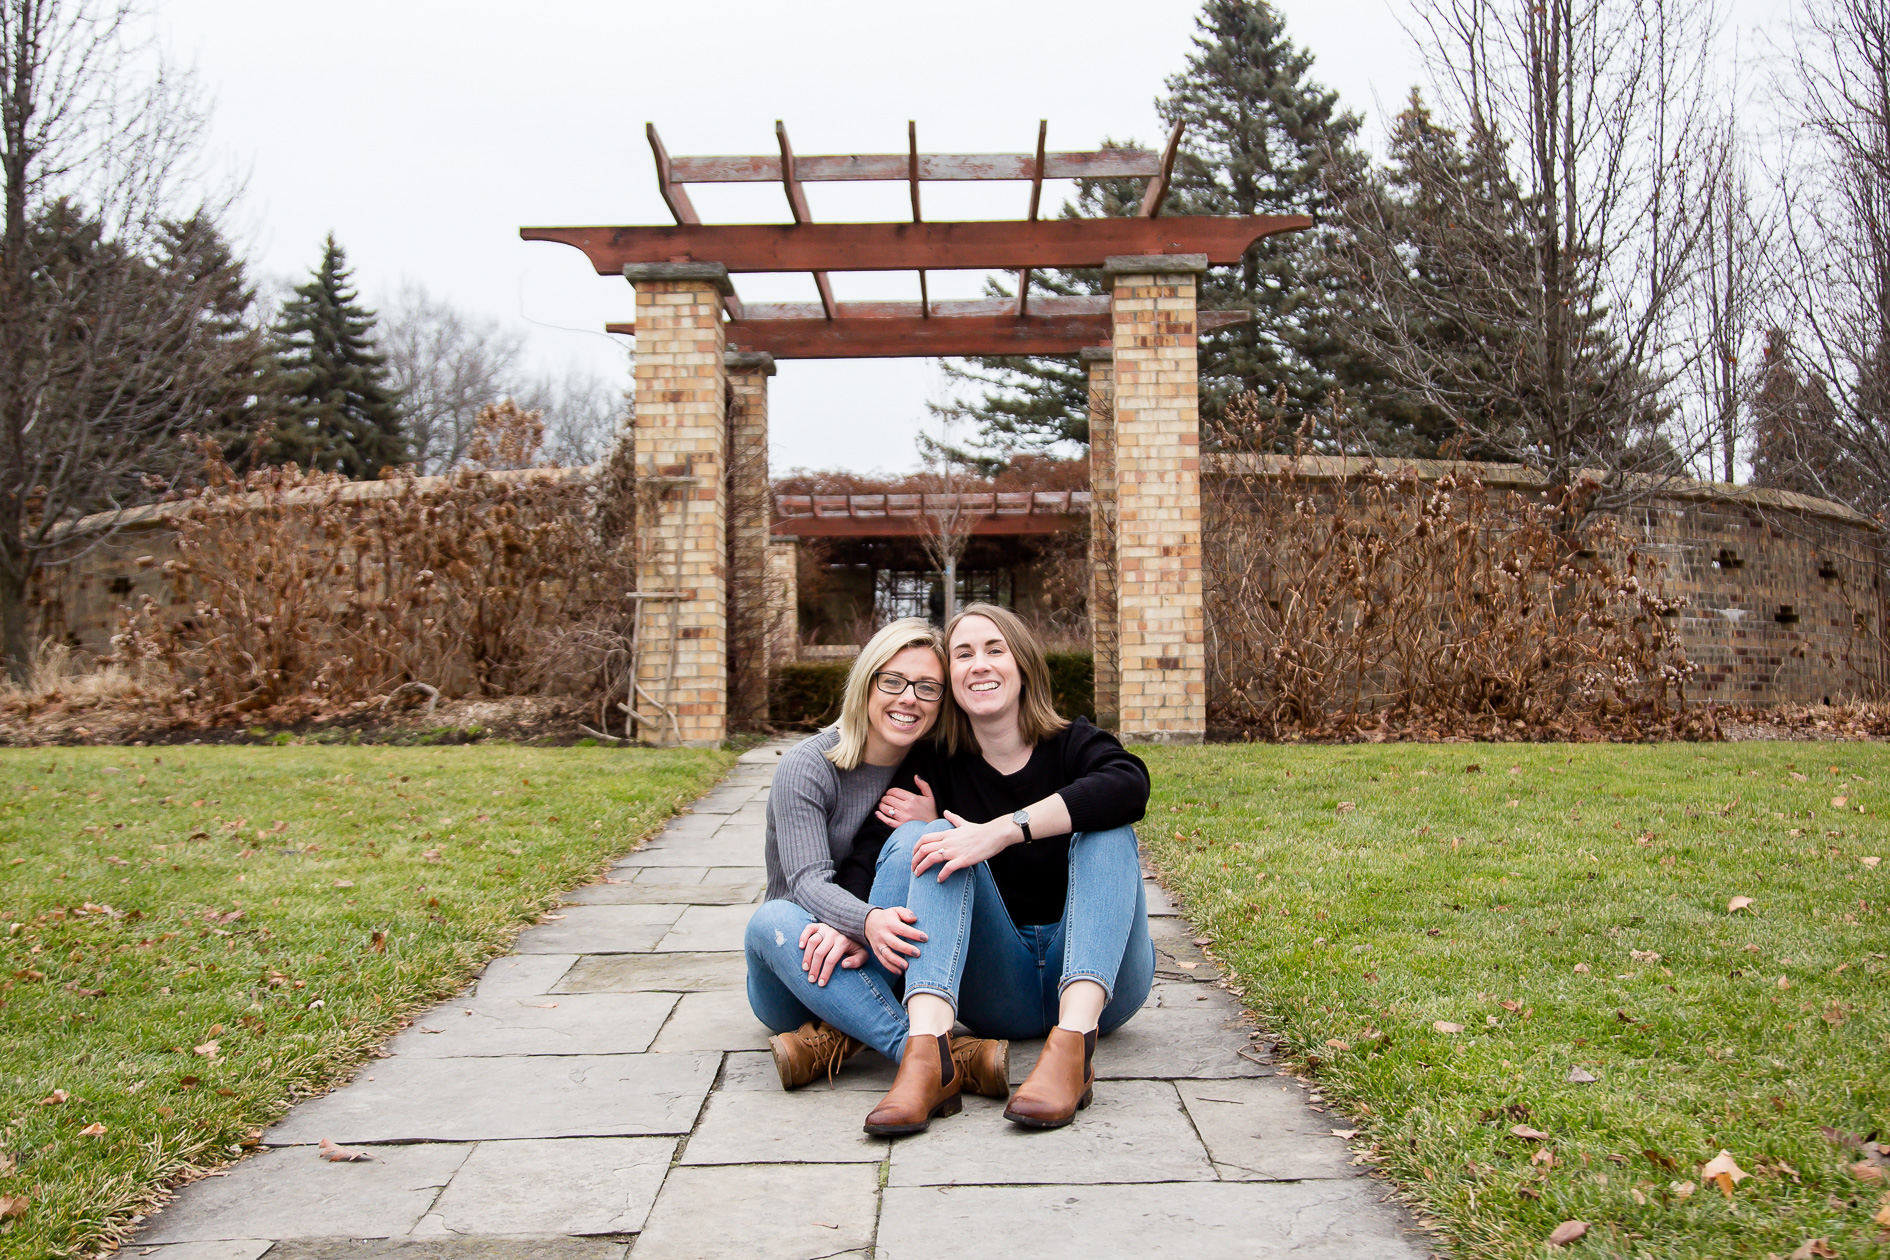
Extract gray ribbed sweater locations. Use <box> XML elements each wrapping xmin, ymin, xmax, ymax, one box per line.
<box><xmin>763</xmin><ymin>728</ymin><xmax>899</xmax><ymax>940</ymax></box>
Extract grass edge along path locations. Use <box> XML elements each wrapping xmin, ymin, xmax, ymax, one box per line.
<box><xmin>1139</xmin><ymin>742</ymin><xmax>1890</xmax><ymax>1260</ymax></box>
<box><xmin>0</xmin><ymin>744</ymin><xmax>733</xmax><ymax>1259</ymax></box>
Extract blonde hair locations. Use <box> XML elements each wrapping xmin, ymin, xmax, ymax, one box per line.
<box><xmin>826</xmin><ymin>617</ymin><xmax>946</xmax><ymax>771</ymax></box>
<box><xmin>939</xmin><ymin>603</ymin><xmax>1069</xmax><ymax>756</ymax></box>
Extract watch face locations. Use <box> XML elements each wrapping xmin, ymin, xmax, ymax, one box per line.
<box><xmin>1012</xmin><ymin>810</ymin><xmax>1030</xmax><ymax>826</ymax></box>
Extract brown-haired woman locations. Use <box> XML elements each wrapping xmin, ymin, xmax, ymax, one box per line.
<box><xmin>855</xmin><ymin>602</ymin><xmax>1154</xmax><ymax>1135</ymax></box>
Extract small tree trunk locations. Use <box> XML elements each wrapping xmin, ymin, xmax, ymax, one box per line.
<box><xmin>0</xmin><ymin>557</ymin><xmax>30</xmax><ymax>685</ymax></box>
<box><xmin>943</xmin><ymin>556</ymin><xmax>958</xmax><ymax>625</ymax></box>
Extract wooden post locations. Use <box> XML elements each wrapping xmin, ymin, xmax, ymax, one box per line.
<box><xmin>1104</xmin><ymin>255</ymin><xmax>1206</xmax><ymax>744</ymax></box>
<box><xmin>626</xmin><ymin>262</ymin><xmax>730</xmax><ymax>747</ymax></box>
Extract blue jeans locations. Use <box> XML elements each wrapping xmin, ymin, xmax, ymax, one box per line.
<box><xmin>745</xmin><ymin>899</ymin><xmax>911</xmax><ymax>1060</ymax></box>
<box><xmin>744</xmin><ymin>821</ymin><xmax>1154</xmax><ymax>1056</ymax></box>
<box><xmin>880</xmin><ymin>819</ymin><xmax>1154</xmax><ymax>1039</ymax></box>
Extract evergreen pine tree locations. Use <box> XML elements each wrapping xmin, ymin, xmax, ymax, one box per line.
<box><xmin>1159</xmin><ymin>0</ymin><xmax>1378</xmax><ymax>427</ymax></box>
<box><xmin>947</xmin><ymin>1</ymin><xmax>1400</xmax><ymax>463</ymax></box>
<box><xmin>152</xmin><ymin>214</ymin><xmax>274</xmax><ymax>462</ymax></box>
<box><xmin>262</xmin><ymin>235</ymin><xmax>408</xmax><ymax>477</ymax></box>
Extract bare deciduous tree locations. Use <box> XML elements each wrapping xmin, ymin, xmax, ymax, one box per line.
<box><xmin>1765</xmin><ymin>0</ymin><xmax>1890</xmax><ymax>514</ymax></box>
<box><xmin>0</xmin><ymin>0</ymin><xmax>237</xmax><ymax>680</ymax></box>
<box><xmin>1335</xmin><ymin>0</ymin><xmax>1726</xmax><ymax>499</ymax></box>
<box><xmin>915</xmin><ymin>403</ymin><xmax>985</xmax><ymax>625</ymax></box>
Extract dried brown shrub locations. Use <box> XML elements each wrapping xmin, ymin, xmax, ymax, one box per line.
<box><xmin>112</xmin><ymin>438</ymin><xmax>637</xmax><ymax>726</ymax></box>
<box><xmin>1205</xmin><ymin>411</ymin><xmax>1713</xmax><ymax>742</ymax></box>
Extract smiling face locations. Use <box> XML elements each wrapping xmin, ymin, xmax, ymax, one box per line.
<box><xmin>866</xmin><ymin>644</ymin><xmax>946</xmax><ymax>753</ymax></box>
<box><xmin>949</xmin><ymin>614</ymin><xmax>1022</xmax><ymax>725</ymax></box>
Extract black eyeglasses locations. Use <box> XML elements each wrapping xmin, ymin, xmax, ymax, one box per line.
<box><xmin>873</xmin><ymin>672</ymin><xmax>944</xmax><ymax>702</ymax></box>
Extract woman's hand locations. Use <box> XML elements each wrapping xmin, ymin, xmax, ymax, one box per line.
<box><xmin>875</xmin><ymin>775</ymin><xmax>939</xmax><ymax>828</ymax></box>
<box><xmin>863</xmin><ymin>905</ymin><xmax>927</xmax><ymax>973</ymax></box>
<box><xmin>911</xmin><ymin>810</ymin><xmax>1022</xmax><ymax>881</ymax></box>
<box><xmin>798</xmin><ymin>921</ymin><xmax>867</xmax><ymax>987</ymax></box>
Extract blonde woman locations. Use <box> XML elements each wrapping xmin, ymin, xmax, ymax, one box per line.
<box><xmin>743</xmin><ymin>617</ymin><xmax>1009</xmax><ymax>1097</ymax></box>
<box><xmin>860</xmin><ymin>603</ymin><xmax>1152</xmax><ymax>1134</ymax></box>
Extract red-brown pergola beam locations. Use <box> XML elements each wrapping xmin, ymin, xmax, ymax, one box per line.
<box><xmin>522</xmin><ymin>216</ymin><xmax>1310</xmax><ymax>274</ymax></box>
<box><xmin>771</xmin><ymin>514</ymin><xmax>1081</xmax><ymax>539</ymax></box>
<box><xmin>604</xmin><ymin>309</ymin><xmax>1253</xmax><ymax>359</ymax></box>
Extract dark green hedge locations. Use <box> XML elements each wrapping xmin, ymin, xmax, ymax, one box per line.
<box><xmin>770</xmin><ymin>651</ymin><xmax>1095</xmax><ymax>728</ymax></box>
<box><xmin>771</xmin><ymin>662</ymin><xmax>850</xmax><ymax>728</ymax></box>
<box><xmin>1046</xmin><ymin>650</ymin><xmax>1095</xmax><ymax>722</ymax></box>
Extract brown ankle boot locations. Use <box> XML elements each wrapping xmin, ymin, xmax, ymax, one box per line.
<box><xmin>768</xmin><ymin>1020</ymin><xmax>864</xmax><ymax>1090</ymax></box>
<box><xmin>1002</xmin><ymin>1027</ymin><xmax>1095</xmax><ymax>1128</ymax></box>
<box><xmin>863</xmin><ymin>1033</ymin><xmax>962</xmax><ymax>1136</ymax></box>
<box><xmin>952</xmin><ymin>1035</ymin><xmax>1010</xmax><ymax>1099</ymax></box>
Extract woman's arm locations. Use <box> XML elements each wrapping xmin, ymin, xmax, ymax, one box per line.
<box><xmin>1054</xmin><ymin>722</ymin><xmax>1150</xmax><ymax>832</ymax></box>
<box><xmin>909</xmin><ymin>792</ymin><xmax>1070</xmax><ymax>880</ymax></box>
<box><xmin>767</xmin><ymin>755</ymin><xmax>875</xmax><ymax>942</ymax></box>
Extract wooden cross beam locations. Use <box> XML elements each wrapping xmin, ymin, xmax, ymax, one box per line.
<box><xmin>524</xmin><ymin>216</ymin><xmax>1310</xmax><ymax>275</ymax></box>
<box><xmin>604</xmin><ymin>308</ymin><xmax>1253</xmax><ymax>359</ymax></box>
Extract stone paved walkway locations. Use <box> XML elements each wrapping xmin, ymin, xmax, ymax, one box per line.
<box><xmin>132</xmin><ymin>743</ymin><xmax>1430</xmax><ymax>1259</ymax></box>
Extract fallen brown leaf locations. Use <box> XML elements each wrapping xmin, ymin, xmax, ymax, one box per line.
<box><xmin>1671</xmin><ymin>1179</ymin><xmax>1696</xmax><ymax>1199</ymax></box>
<box><xmin>37</xmin><ymin>1090</ymin><xmax>67</xmax><ymax>1105</ymax></box>
<box><xmin>1335</xmin><ymin>801</ymin><xmax>1356</xmax><ymax>814</ymax></box>
<box><xmin>1574</xmin><ymin>963</ymin><xmax>1591</xmax><ymax>973</ymax></box>
<box><xmin>78</xmin><ymin>1122</ymin><xmax>106</xmax><ymax>1137</ymax></box>
<box><xmin>1547</xmin><ymin>1220</ymin><xmax>1588</xmax><ymax>1246</ymax></box>
<box><xmin>1567</xmin><ymin>1067</ymin><xmax>1598</xmax><ymax>1084</ymax></box>
<box><xmin>1433</xmin><ymin>1021</ymin><xmax>1464</xmax><ymax>1034</ymax></box>
<box><xmin>1531</xmin><ymin>1148</ymin><xmax>1556</xmax><ymax>1168</ymax></box>
<box><xmin>1851</xmin><ymin>1161</ymin><xmax>1887</xmax><ymax>1184</ymax></box>
<box><xmin>1729</xmin><ymin>896</ymin><xmax>1754</xmax><ymax>913</ymax></box>
<box><xmin>317</xmin><ymin>1137</ymin><xmax>376</xmax><ymax>1162</ymax></box>
<box><xmin>368</xmin><ymin>931</ymin><xmax>387</xmax><ymax>954</ymax></box>
<box><xmin>1499</xmin><ymin>999</ymin><xmax>1522</xmax><ymax>1012</ymax></box>
<box><xmin>1701</xmin><ymin>1149</ymin><xmax>1750</xmax><ymax>1197</ymax></box>
<box><xmin>1789</xmin><ymin>1240</ymin><xmax>1836</xmax><ymax>1260</ymax></box>
<box><xmin>1331</xmin><ymin>1128</ymin><xmax>1358</xmax><ymax>1138</ymax></box>
<box><xmin>1511</xmin><ymin>1124</ymin><xmax>1553</xmax><ymax>1141</ymax></box>
<box><xmin>0</xmin><ymin>1193</ymin><xmax>26</xmax><ymax>1219</ymax></box>
<box><xmin>193</xmin><ymin>1041</ymin><xmax>218</xmax><ymax>1057</ymax></box>
<box><xmin>1873</xmin><ymin>1195</ymin><xmax>1890</xmax><ymax>1227</ymax></box>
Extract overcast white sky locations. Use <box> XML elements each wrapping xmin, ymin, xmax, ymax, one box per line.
<box><xmin>161</xmin><ymin>0</ymin><xmax>1788</xmax><ymax>476</ymax></box>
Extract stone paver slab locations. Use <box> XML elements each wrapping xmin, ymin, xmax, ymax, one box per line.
<box><xmin>703</xmin><ymin>865</ymin><xmax>765</xmax><ymax>884</ymax></box>
<box><xmin>876</xmin><ymin>1181</ymin><xmax>1429</xmax><ymax>1259</ymax></box>
<box><xmin>386</xmin><ymin>993</ymin><xmax>676</xmax><ymax>1058</ymax></box>
<box><xmin>1144</xmin><ymin>878</ymin><xmax>1179</xmax><ymax>916</ymax></box>
<box><xmin>562</xmin><ymin>879</ymin><xmax>759</xmax><ymax>906</ymax></box>
<box><xmin>889</xmin><ymin>1080</ymin><xmax>1214</xmax><ymax>1186</ymax></box>
<box><xmin>682</xmin><ymin>1086</ymin><xmax>890</xmax><ymax>1165</ymax></box>
<box><xmin>1178</xmin><ymin>1078</ymin><xmax>1361</xmax><ymax>1180</ymax></box>
<box><xmin>629</xmin><ymin>866</ymin><xmax>711</xmax><ymax>884</ymax></box>
<box><xmin>511</xmin><ymin>905</ymin><xmax>680</xmax><ymax>954</ymax></box>
<box><xmin>266</xmin><ymin>1053</ymin><xmax>717</xmax><ymax>1144</ymax></box>
<box><xmin>649</xmin><ymin>812</ymin><xmax>727</xmax><ymax>841</ymax></box>
<box><xmin>415</xmin><ymin>1136</ymin><xmax>674</xmax><ymax>1235</ymax></box>
<box><xmin>633</xmin><ymin>1163</ymin><xmax>879</xmax><ymax>1260</ymax></box>
<box><xmin>133</xmin><ymin>1243</ymin><xmax>273</xmax><ymax>1260</ymax></box>
<box><xmin>264</xmin><ymin>1241</ymin><xmax>627</xmax><ymax>1260</ymax></box>
<box><xmin>473</xmin><ymin>954</ymin><xmax>576</xmax><ymax>998</ymax></box>
<box><xmin>554</xmin><ymin>951</ymin><xmax>747</xmax><ymax>994</ymax></box>
<box><xmin>140</xmin><ymin>1144</ymin><xmax>470</xmax><ymax>1242</ymax></box>
<box><xmin>719</xmin><ymin>1048</ymin><xmax>898</xmax><ymax>1093</ymax></box>
<box><xmin>686</xmin><ymin>789</ymin><xmax>758</xmax><ymax>815</ymax></box>
<box><xmin>653</xmin><ymin>903</ymin><xmax>754</xmax><ymax>952</ymax></box>
<box><xmin>613</xmin><ymin>834</ymin><xmax>764</xmax><ymax>867</ymax></box>
<box><xmin>649</xmin><ymin>990</ymin><xmax>771</xmax><ymax>1052</ymax></box>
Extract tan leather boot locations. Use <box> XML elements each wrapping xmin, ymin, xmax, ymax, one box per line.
<box><xmin>863</xmin><ymin>1033</ymin><xmax>962</xmax><ymax>1135</ymax></box>
<box><xmin>768</xmin><ymin>1020</ymin><xmax>865</xmax><ymax>1090</ymax></box>
<box><xmin>1002</xmin><ymin>1027</ymin><xmax>1095</xmax><ymax>1128</ymax></box>
<box><xmin>952</xmin><ymin>1035</ymin><xmax>1011</xmax><ymax>1099</ymax></box>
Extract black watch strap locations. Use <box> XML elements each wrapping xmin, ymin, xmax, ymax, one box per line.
<box><xmin>1011</xmin><ymin>809</ymin><xmax>1032</xmax><ymax>843</ymax></box>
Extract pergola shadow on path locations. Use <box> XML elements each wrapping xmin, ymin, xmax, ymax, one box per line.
<box><xmin>522</xmin><ymin>120</ymin><xmax>1309</xmax><ymax>745</ymax></box>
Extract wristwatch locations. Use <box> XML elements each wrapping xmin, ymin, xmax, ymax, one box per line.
<box><xmin>1011</xmin><ymin>809</ymin><xmax>1033</xmax><ymax>843</ymax></box>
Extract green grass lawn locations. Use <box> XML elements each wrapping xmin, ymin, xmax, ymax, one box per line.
<box><xmin>0</xmin><ymin>743</ymin><xmax>731</xmax><ymax>1258</ymax></box>
<box><xmin>1140</xmin><ymin>743</ymin><xmax>1890</xmax><ymax>1260</ymax></box>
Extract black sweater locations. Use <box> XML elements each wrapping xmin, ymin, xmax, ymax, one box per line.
<box><xmin>837</xmin><ymin>718</ymin><xmax>1150</xmax><ymax>926</ymax></box>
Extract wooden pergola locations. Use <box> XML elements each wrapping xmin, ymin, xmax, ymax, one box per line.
<box><xmin>521</xmin><ymin>121</ymin><xmax>1310</xmax><ymax>747</ymax></box>
<box><xmin>522</xmin><ymin>121</ymin><xmax>1307</xmax><ymax>359</ymax></box>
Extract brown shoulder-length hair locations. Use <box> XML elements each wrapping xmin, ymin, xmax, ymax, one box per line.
<box><xmin>939</xmin><ymin>602</ymin><xmax>1069</xmax><ymax>756</ymax></box>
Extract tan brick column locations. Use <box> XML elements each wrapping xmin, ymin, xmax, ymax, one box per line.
<box><xmin>724</xmin><ymin>351</ymin><xmax>775</xmax><ymax>731</ymax></box>
<box><xmin>1082</xmin><ymin>346</ymin><xmax>1119</xmax><ymax>730</ymax></box>
<box><xmin>1105</xmin><ymin>255</ymin><xmax>1207</xmax><ymax>744</ymax></box>
<box><xmin>626</xmin><ymin>263</ymin><xmax>730</xmax><ymax>747</ymax></box>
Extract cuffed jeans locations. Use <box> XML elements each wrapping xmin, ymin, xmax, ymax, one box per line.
<box><xmin>744</xmin><ymin>818</ymin><xmax>1154</xmax><ymax>1059</ymax></box>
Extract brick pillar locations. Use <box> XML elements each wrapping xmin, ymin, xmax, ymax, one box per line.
<box><xmin>725</xmin><ymin>351</ymin><xmax>775</xmax><ymax>731</ymax></box>
<box><xmin>626</xmin><ymin>263</ymin><xmax>730</xmax><ymax>747</ymax></box>
<box><xmin>1105</xmin><ymin>255</ymin><xmax>1207</xmax><ymax>744</ymax></box>
<box><xmin>767</xmin><ymin>539</ymin><xmax>799</xmax><ymax>668</ymax></box>
<box><xmin>1082</xmin><ymin>346</ymin><xmax>1119</xmax><ymax>730</ymax></box>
